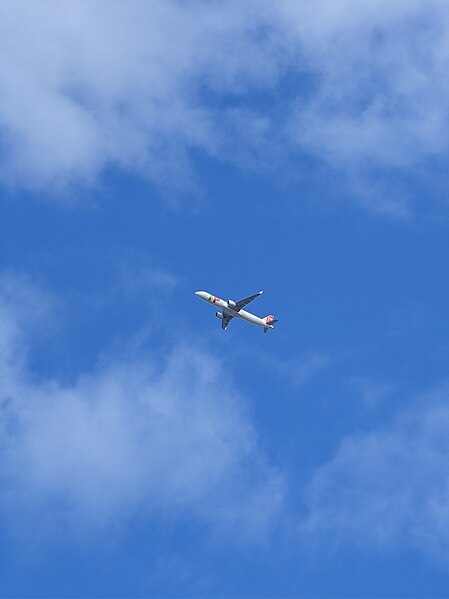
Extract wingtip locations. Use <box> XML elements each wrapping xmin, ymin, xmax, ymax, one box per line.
<box><xmin>259</xmin><ymin>290</ymin><xmax>264</xmax><ymax>295</ymax></box>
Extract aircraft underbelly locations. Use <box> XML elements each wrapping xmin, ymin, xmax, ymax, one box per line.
<box><xmin>220</xmin><ymin>306</ymin><xmax>261</xmax><ymax>325</ymax></box>
<box><xmin>239</xmin><ymin>310</ymin><xmax>262</xmax><ymax>325</ymax></box>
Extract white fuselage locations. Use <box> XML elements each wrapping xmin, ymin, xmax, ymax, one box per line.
<box><xmin>195</xmin><ymin>291</ymin><xmax>272</xmax><ymax>328</ymax></box>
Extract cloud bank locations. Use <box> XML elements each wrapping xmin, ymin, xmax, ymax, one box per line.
<box><xmin>0</xmin><ymin>275</ymin><xmax>282</xmax><ymax>538</ymax></box>
<box><xmin>2</xmin><ymin>1</ymin><xmax>449</xmax><ymax>213</ymax></box>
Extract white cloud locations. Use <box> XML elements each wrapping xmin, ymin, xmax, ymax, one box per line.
<box><xmin>0</xmin><ymin>275</ymin><xmax>283</xmax><ymax>538</ymax></box>
<box><xmin>2</xmin><ymin>1</ymin><xmax>449</xmax><ymax>213</ymax></box>
<box><xmin>0</xmin><ymin>1</ymin><xmax>281</xmax><ymax>194</ymax></box>
<box><xmin>212</xmin><ymin>0</ymin><xmax>449</xmax><ymax>215</ymax></box>
<box><xmin>273</xmin><ymin>0</ymin><xmax>449</xmax><ymax>214</ymax></box>
<box><xmin>301</xmin><ymin>384</ymin><xmax>449</xmax><ymax>564</ymax></box>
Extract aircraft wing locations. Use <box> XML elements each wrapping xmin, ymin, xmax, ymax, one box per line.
<box><xmin>221</xmin><ymin>313</ymin><xmax>233</xmax><ymax>330</ymax></box>
<box><xmin>234</xmin><ymin>291</ymin><xmax>263</xmax><ymax>311</ymax></box>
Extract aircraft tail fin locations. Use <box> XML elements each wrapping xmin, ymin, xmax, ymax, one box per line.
<box><xmin>262</xmin><ymin>315</ymin><xmax>278</xmax><ymax>333</ymax></box>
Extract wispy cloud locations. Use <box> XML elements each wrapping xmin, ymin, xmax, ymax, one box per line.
<box><xmin>117</xmin><ymin>249</ymin><xmax>181</xmax><ymax>297</ymax></box>
<box><xmin>279</xmin><ymin>0</ymin><xmax>449</xmax><ymax>215</ymax></box>
<box><xmin>258</xmin><ymin>350</ymin><xmax>332</xmax><ymax>389</ymax></box>
<box><xmin>346</xmin><ymin>376</ymin><xmax>394</xmax><ymax>409</ymax></box>
<box><xmin>300</xmin><ymin>382</ymin><xmax>449</xmax><ymax>564</ymax></box>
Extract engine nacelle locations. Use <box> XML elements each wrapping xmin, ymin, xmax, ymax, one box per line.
<box><xmin>227</xmin><ymin>300</ymin><xmax>237</xmax><ymax>308</ymax></box>
<box><xmin>215</xmin><ymin>312</ymin><xmax>223</xmax><ymax>319</ymax></box>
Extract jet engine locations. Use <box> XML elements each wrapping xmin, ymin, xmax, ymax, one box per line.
<box><xmin>215</xmin><ymin>312</ymin><xmax>223</xmax><ymax>319</ymax></box>
<box><xmin>227</xmin><ymin>300</ymin><xmax>237</xmax><ymax>309</ymax></box>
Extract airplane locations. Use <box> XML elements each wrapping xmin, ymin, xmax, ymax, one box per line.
<box><xmin>195</xmin><ymin>290</ymin><xmax>278</xmax><ymax>332</ymax></box>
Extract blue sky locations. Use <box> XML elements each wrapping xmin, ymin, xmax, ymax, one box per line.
<box><xmin>2</xmin><ymin>1</ymin><xmax>449</xmax><ymax>596</ymax></box>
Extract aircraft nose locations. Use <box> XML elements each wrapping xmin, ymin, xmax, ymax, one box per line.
<box><xmin>195</xmin><ymin>291</ymin><xmax>207</xmax><ymax>299</ymax></box>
